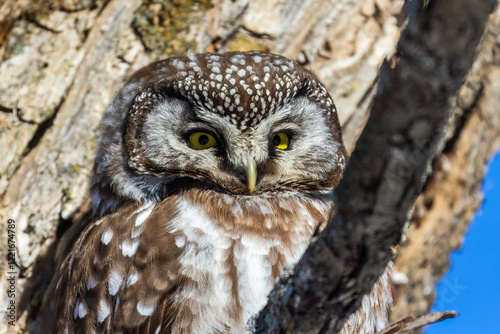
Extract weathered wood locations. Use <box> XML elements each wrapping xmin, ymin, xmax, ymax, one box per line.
<box><xmin>0</xmin><ymin>3</ymin><xmax>403</xmax><ymax>331</ymax></box>
<box><xmin>0</xmin><ymin>0</ymin><xmax>499</xmax><ymax>333</ymax></box>
<box><xmin>391</xmin><ymin>4</ymin><xmax>500</xmax><ymax>327</ymax></box>
<box><xmin>377</xmin><ymin>311</ymin><xmax>458</xmax><ymax>334</ymax></box>
<box><xmin>252</xmin><ymin>0</ymin><xmax>497</xmax><ymax>332</ymax></box>
<box><xmin>0</xmin><ymin>0</ymin><xmax>150</xmax><ymax>330</ymax></box>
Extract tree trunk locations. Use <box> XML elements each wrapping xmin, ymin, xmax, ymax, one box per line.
<box><xmin>390</xmin><ymin>3</ymin><xmax>500</xmax><ymax>327</ymax></box>
<box><xmin>0</xmin><ymin>0</ymin><xmax>498</xmax><ymax>333</ymax></box>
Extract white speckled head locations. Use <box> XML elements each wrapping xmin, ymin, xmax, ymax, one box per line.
<box><xmin>127</xmin><ymin>51</ymin><xmax>338</xmax><ymax>131</ymax></box>
<box><xmin>91</xmin><ymin>51</ymin><xmax>346</xmax><ymax>215</ymax></box>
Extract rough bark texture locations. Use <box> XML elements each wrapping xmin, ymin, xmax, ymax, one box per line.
<box><xmin>390</xmin><ymin>3</ymin><xmax>500</xmax><ymax>326</ymax></box>
<box><xmin>0</xmin><ymin>0</ymin><xmax>498</xmax><ymax>333</ymax></box>
<box><xmin>252</xmin><ymin>0</ymin><xmax>498</xmax><ymax>332</ymax></box>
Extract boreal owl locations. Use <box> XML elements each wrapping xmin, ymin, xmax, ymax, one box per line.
<box><xmin>39</xmin><ymin>51</ymin><xmax>392</xmax><ymax>333</ymax></box>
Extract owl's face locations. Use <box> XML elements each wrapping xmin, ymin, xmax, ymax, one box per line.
<box><xmin>92</xmin><ymin>51</ymin><xmax>346</xmax><ymax>214</ymax></box>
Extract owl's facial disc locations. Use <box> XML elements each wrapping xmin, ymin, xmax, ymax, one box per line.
<box><xmin>132</xmin><ymin>95</ymin><xmax>345</xmax><ymax>197</ymax></box>
<box><xmin>93</xmin><ymin>51</ymin><xmax>346</xmax><ymax>212</ymax></box>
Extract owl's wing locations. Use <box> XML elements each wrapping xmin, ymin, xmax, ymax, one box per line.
<box><xmin>41</xmin><ymin>199</ymin><xmax>182</xmax><ymax>334</ymax></box>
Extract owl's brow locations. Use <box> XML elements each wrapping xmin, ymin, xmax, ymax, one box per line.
<box><xmin>270</xmin><ymin>112</ymin><xmax>304</xmax><ymax>126</ymax></box>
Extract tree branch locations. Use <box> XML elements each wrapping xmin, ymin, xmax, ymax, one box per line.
<box><xmin>252</xmin><ymin>0</ymin><xmax>497</xmax><ymax>332</ymax></box>
<box><xmin>377</xmin><ymin>311</ymin><xmax>458</xmax><ymax>334</ymax></box>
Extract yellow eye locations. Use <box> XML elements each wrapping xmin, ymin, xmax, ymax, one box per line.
<box><xmin>272</xmin><ymin>132</ymin><xmax>290</xmax><ymax>150</ymax></box>
<box><xmin>189</xmin><ymin>132</ymin><xmax>217</xmax><ymax>150</ymax></box>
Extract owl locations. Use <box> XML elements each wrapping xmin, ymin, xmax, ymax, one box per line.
<box><xmin>38</xmin><ymin>51</ymin><xmax>392</xmax><ymax>333</ymax></box>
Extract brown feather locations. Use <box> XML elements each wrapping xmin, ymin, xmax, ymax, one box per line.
<box><xmin>38</xmin><ymin>51</ymin><xmax>390</xmax><ymax>334</ymax></box>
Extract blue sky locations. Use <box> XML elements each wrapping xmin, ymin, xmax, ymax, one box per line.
<box><xmin>426</xmin><ymin>150</ymin><xmax>500</xmax><ymax>333</ymax></box>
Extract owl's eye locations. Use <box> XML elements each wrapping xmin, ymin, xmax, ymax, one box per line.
<box><xmin>189</xmin><ymin>132</ymin><xmax>217</xmax><ymax>150</ymax></box>
<box><xmin>272</xmin><ymin>132</ymin><xmax>290</xmax><ymax>150</ymax></box>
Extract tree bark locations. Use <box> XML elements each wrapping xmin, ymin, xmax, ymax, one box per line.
<box><xmin>0</xmin><ymin>0</ymin><xmax>498</xmax><ymax>333</ymax></box>
<box><xmin>390</xmin><ymin>3</ymin><xmax>500</xmax><ymax>327</ymax></box>
<box><xmin>252</xmin><ymin>1</ymin><xmax>498</xmax><ymax>332</ymax></box>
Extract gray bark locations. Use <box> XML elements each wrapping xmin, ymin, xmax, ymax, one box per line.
<box><xmin>252</xmin><ymin>1</ymin><xmax>498</xmax><ymax>332</ymax></box>
<box><xmin>0</xmin><ymin>0</ymin><xmax>499</xmax><ymax>333</ymax></box>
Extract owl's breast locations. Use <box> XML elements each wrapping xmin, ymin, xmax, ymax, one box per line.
<box><xmin>166</xmin><ymin>190</ymin><xmax>333</xmax><ymax>332</ymax></box>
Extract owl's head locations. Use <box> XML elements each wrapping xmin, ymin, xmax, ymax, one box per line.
<box><xmin>91</xmin><ymin>51</ymin><xmax>346</xmax><ymax>216</ymax></box>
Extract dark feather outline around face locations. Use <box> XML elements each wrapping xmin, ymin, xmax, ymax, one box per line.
<box><xmin>90</xmin><ymin>51</ymin><xmax>347</xmax><ymax>217</ymax></box>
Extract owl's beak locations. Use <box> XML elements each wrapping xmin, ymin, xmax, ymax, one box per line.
<box><xmin>245</xmin><ymin>156</ymin><xmax>257</xmax><ymax>193</ymax></box>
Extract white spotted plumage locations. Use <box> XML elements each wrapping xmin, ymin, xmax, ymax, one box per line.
<box><xmin>97</xmin><ymin>300</ymin><xmax>111</xmax><ymax>323</ymax></box>
<box><xmin>38</xmin><ymin>51</ymin><xmax>391</xmax><ymax>334</ymax></box>
<box><xmin>108</xmin><ymin>269</ymin><xmax>124</xmax><ymax>296</ymax></box>
<box><xmin>101</xmin><ymin>229</ymin><xmax>113</xmax><ymax>245</ymax></box>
